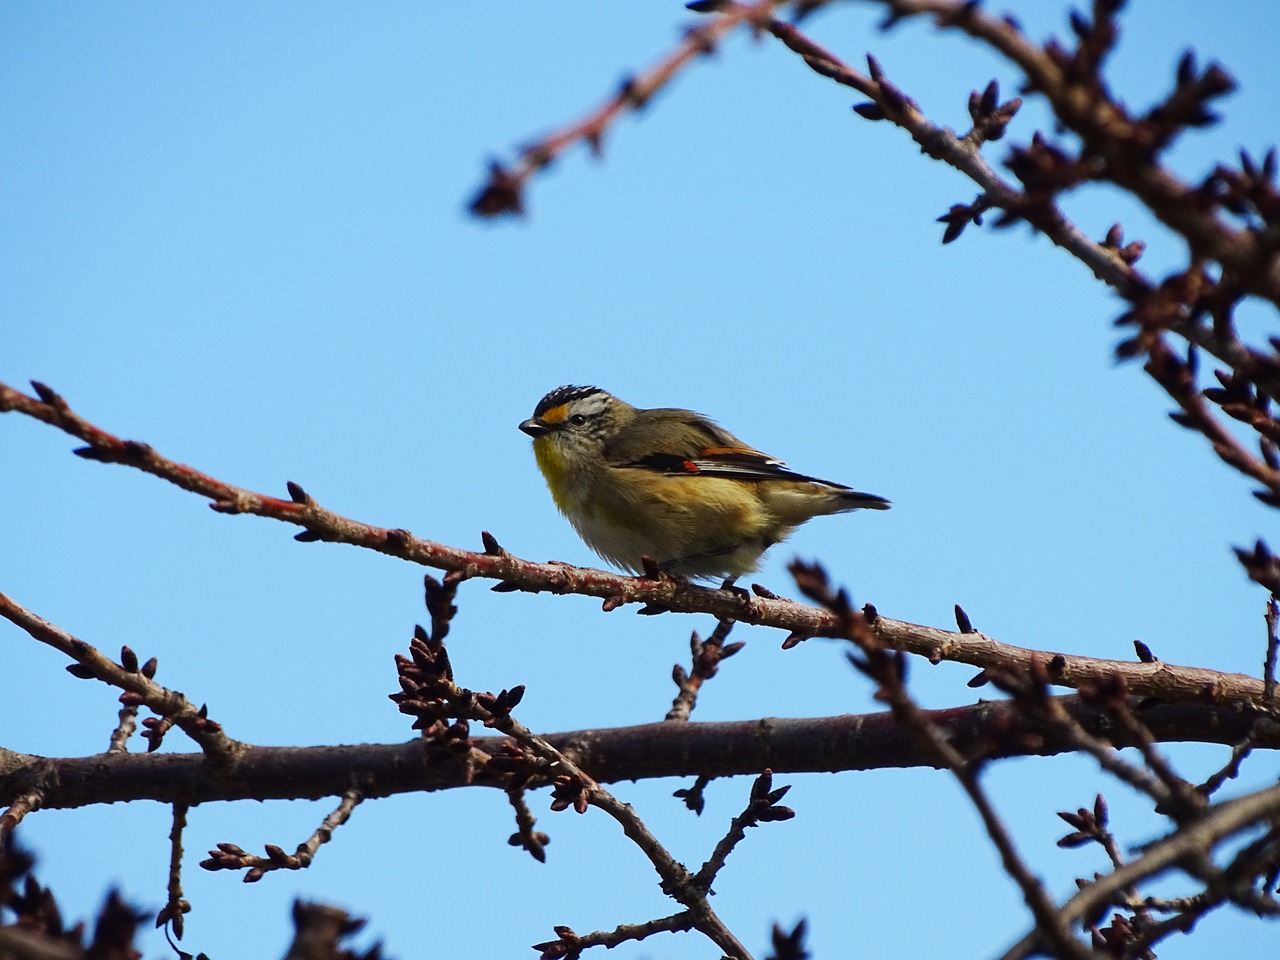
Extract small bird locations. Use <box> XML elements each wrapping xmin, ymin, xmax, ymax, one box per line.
<box><xmin>518</xmin><ymin>385</ymin><xmax>890</xmax><ymax>585</ymax></box>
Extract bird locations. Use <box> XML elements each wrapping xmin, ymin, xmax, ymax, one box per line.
<box><xmin>518</xmin><ymin>385</ymin><xmax>889</xmax><ymax>586</ymax></box>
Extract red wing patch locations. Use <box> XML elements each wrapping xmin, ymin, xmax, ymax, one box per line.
<box><xmin>629</xmin><ymin>449</ymin><xmax>814</xmax><ymax>482</ymax></box>
<box><xmin>628</xmin><ymin>452</ymin><xmax>706</xmax><ymax>474</ymax></box>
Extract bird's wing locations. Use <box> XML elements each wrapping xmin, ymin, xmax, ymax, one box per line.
<box><xmin>609</xmin><ymin>409</ymin><xmax>831</xmax><ymax>484</ymax></box>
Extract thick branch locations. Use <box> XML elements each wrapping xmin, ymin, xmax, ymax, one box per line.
<box><xmin>2</xmin><ymin>699</ymin><xmax>1273</xmax><ymax>810</ymax></box>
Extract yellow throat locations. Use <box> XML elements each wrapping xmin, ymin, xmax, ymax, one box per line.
<box><xmin>532</xmin><ymin>436</ymin><xmax>573</xmax><ymax>513</ymax></box>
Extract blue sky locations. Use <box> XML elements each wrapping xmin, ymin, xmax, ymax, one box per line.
<box><xmin>3</xmin><ymin>3</ymin><xmax>1279</xmax><ymax>958</ymax></box>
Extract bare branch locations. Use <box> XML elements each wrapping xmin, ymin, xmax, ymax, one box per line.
<box><xmin>533</xmin><ymin>912</ymin><xmax>695</xmax><ymax>959</ymax></box>
<box><xmin>468</xmin><ymin>0</ymin><xmax>789</xmax><ymax>218</ymax></box>
<box><xmin>1002</xmin><ymin>782</ymin><xmax>1280</xmax><ymax>960</ymax></box>
<box><xmin>866</xmin><ymin>0</ymin><xmax>1280</xmax><ymax>307</ymax></box>
<box><xmin>391</xmin><ymin>631</ymin><xmax>756</xmax><ymax>959</ymax></box>
<box><xmin>2</xmin><ymin>698</ymin><xmax>1274</xmax><ymax>812</ymax></box>
<box><xmin>0</xmin><ymin>591</ymin><xmax>240</xmax><ymax>761</ymax></box>
<box><xmin>507</xmin><ymin>788</ymin><xmax>550</xmax><ymax>863</ymax></box>
<box><xmin>154</xmin><ymin>803</ymin><xmax>191</xmax><ymax>940</ymax></box>
<box><xmin>791</xmin><ymin>560</ymin><xmax>1095</xmax><ymax>960</ymax></box>
<box><xmin>692</xmin><ymin>770</ymin><xmax>794</xmax><ymax>892</ymax></box>
<box><xmin>666</xmin><ymin>619</ymin><xmax>742</xmax><ymax>721</ymax></box>
<box><xmin>0</xmin><ymin>790</ymin><xmax>43</xmax><ymax>845</ymax></box>
<box><xmin>200</xmin><ymin>783</ymin><xmax>364</xmax><ymax>882</ymax></box>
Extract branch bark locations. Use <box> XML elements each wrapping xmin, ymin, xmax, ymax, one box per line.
<box><xmin>2</xmin><ymin>698</ymin><xmax>1273</xmax><ymax>810</ymax></box>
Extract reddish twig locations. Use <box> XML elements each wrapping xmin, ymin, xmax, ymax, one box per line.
<box><xmin>1056</xmin><ymin>794</ymin><xmax>1153</xmax><ymax>934</ymax></box>
<box><xmin>469</xmin><ymin>1</ymin><xmax>788</xmax><ymax>218</ymax></box>
<box><xmin>740</xmin><ymin>5</ymin><xmax>1150</xmax><ymax>296</ymax></box>
<box><xmin>1145</xmin><ymin>336</ymin><xmax>1280</xmax><ymax>500</ymax></box>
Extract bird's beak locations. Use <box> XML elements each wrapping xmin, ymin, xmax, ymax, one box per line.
<box><xmin>519</xmin><ymin>418</ymin><xmax>549</xmax><ymax>438</ymax></box>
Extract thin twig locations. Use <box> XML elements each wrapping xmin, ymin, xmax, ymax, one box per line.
<box><xmin>692</xmin><ymin>770</ymin><xmax>793</xmax><ymax>892</ymax></box>
<box><xmin>0</xmin><ymin>589</ymin><xmax>240</xmax><ymax>761</ymax></box>
<box><xmin>866</xmin><ymin>0</ymin><xmax>1280</xmax><ymax>309</ymax></box>
<box><xmin>790</xmin><ymin>561</ymin><xmax>1095</xmax><ymax>960</ymax></box>
<box><xmin>390</xmin><ymin>627</ymin><xmax>757</xmax><ymax>959</ymax></box>
<box><xmin>1265</xmin><ymin>597</ymin><xmax>1279</xmax><ymax>703</ymax></box>
<box><xmin>1002</xmin><ymin>782</ymin><xmax>1280</xmax><ymax>960</ymax></box>
<box><xmin>666</xmin><ymin>619</ymin><xmax>740</xmax><ymax>721</ymax></box>
<box><xmin>987</xmin><ymin>665</ymin><xmax>1176</xmax><ymax>810</ymax></box>
<box><xmin>533</xmin><ymin>911</ymin><xmax>695</xmax><ymax>959</ymax></box>
<box><xmin>1092</xmin><ymin>689</ymin><xmax>1207</xmax><ymax>821</ymax></box>
<box><xmin>0</xmin><ymin>789</ymin><xmax>44</xmax><ymax>843</ymax></box>
<box><xmin>483</xmin><ymin>712</ymin><xmax>755</xmax><ymax>959</ymax></box>
<box><xmin>1199</xmin><ymin>728</ymin><xmax>1259</xmax><ymax>797</ymax></box>
<box><xmin>1145</xmin><ymin>338</ymin><xmax>1280</xmax><ymax>500</ymax></box>
<box><xmin>704</xmin><ymin>4</ymin><xmax>1280</xmax><ymax>399</ymax></box>
<box><xmin>1055</xmin><ymin>795</ymin><xmax>1152</xmax><ymax>933</ymax></box>
<box><xmin>468</xmin><ymin>1</ymin><xmax>788</xmax><ymax>217</ymax></box>
<box><xmin>508</xmin><ymin>788</ymin><xmax>549</xmax><ymax>863</ymax></box>
<box><xmin>747</xmin><ymin>5</ymin><xmax>1149</xmax><ymax>298</ymax></box>
<box><xmin>201</xmin><ymin>782</ymin><xmax>364</xmax><ymax>882</ymax></box>
<box><xmin>107</xmin><ymin>699</ymin><xmax>139</xmax><ymax>754</ymax></box>
<box><xmin>156</xmin><ymin>802</ymin><xmax>191</xmax><ymax>940</ymax></box>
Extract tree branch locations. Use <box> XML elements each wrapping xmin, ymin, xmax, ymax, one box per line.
<box><xmin>0</xmin><ymin>589</ymin><xmax>241</xmax><ymax>761</ymax></box>
<box><xmin>468</xmin><ymin>0</ymin><xmax>789</xmax><ymax>217</ymax></box>
<box><xmin>1001</xmin><ymin>781</ymin><xmax>1280</xmax><ymax>960</ymax></box>
<box><xmin>1</xmin><ymin>380</ymin><xmax>1268</xmax><ymax>709</ymax></box>
<box><xmin>867</xmin><ymin>0</ymin><xmax>1280</xmax><ymax>307</ymax></box>
<box><xmin>2</xmin><ymin>697</ymin><xmax>1272</xmax><ymax>811</ymax></box>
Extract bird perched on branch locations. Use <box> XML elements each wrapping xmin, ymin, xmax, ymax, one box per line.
<box><xmin>518</xmin><ymin>385</ymin><xmax>889</xmax><ymax>586</ymax></box>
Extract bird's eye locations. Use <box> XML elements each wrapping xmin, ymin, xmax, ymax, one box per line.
<box><xmin>568</xmin><ymin>414</ymin><xmax>588</xmax><ymax>426</ymax></box>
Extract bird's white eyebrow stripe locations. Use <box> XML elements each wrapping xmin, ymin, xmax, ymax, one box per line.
<box><xmin>533</xmin><ymin>384</ymin><xmax>603</xmax><ymax>418</ymax></box>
